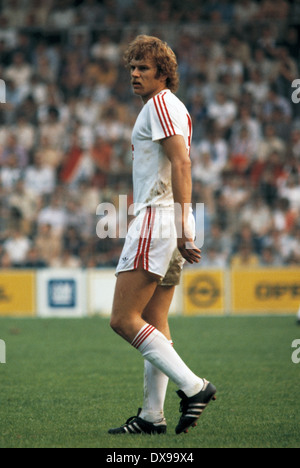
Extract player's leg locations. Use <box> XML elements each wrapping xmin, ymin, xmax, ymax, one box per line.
<box><xmin>110</xmin><ymin>267</ymin><xmax>160</xmax><ymax>343</ymax></box>
<box><xmin>142</xmin><ymin>284</ymin><xmax>174</xmax><ymax>340</ymax></box>
<box><xmin>139</xmin><ymin>285</ymin><xmax>175</xmax><ymax>424</ymax></box>
<box><xmin>109</xmin><ymin>269</ymin><xmax>170</xmax><ymax>435</ymax></box>
<box><xmin>110</xmin><ymin>210</ymin><xmax>216</xmax><ymax>434</ymax></box>
<box><xmin>126</xmin><ymin>271</ymin><xmax>216</xmax><ymax>435</ymax></box>
<box><xmin>111</xmin><ymin>268</ymin><xmax>204</xmax><ymax>399</ymax></box>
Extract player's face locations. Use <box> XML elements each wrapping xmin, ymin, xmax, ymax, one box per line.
<box><xmin>130</xmin><ymin>57</ymin><xmax>167</xmax><ymax>103</ymax></box>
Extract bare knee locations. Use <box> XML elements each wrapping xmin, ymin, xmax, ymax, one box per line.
<box><xmin>110</xmin><ymin>313</ymin><xmax>123</xmax><ymax>336</ymax></box>
<box><xmin>110</xmin><ymin>310</ymin><xmax>137</xmax><ymax>342</ymax></box>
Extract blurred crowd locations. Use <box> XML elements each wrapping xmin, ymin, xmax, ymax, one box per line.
<box><xmin>0</xmin><ymin>0</ymin><xmax>299</xmax><ymax>269</ymax></box>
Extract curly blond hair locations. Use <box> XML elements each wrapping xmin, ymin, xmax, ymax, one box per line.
<box><xmin>124</xmin><ymin>35</ymin><xmax>180</xmax><ymax>93</ymax></box>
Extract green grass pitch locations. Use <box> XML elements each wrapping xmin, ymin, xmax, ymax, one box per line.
<box><xmin>0</xmin><ymin>315</ymin><xmax>299</xmax><ymax>448</ymax></box>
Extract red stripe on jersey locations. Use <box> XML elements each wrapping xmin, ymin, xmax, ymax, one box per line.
<box><xmin>187</xmin><ymin>113</ymin><xmax>192</xmax><ymax>156</ymax></box>
<box><xmin>153</xmin><ymin>95</ymin><xmax>168</xmax><ymax>138</ymax></box>
<box><xmin>156</xmin><ymin>94</ymin><xmax>172</xmax><ymax>137</ymax></box>
<box><xmin>161</xmin><ymin>92</ymin><xmax>176</xmax><ymax>135</ymax></box>
<box><xmin>156</xmin><ymin>93</ymin><xmax>173</xmax><ymax>137</ymax></box>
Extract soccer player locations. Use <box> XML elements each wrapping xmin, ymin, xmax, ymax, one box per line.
<box><xmin>108</xmin><ymin>35</ymin><xmax>216</xmax><ymax>435</ymax></box>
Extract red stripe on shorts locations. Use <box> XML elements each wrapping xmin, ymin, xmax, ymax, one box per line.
<box><xmin>144</xmin><ymin>207</ymin><xmax>156</xmax><ymax>271</ymax></box>
<box><xmin>134</xmin><ymin>207</ymin><xmax>151</xmax><ymax>269</ymax></box>
<box><xmin>134</xmin><ymin>207</ymin><xmax>156</xmax><ymax>270</ymax></box>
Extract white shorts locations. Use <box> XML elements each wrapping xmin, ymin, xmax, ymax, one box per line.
<box><xmin>116</xmin><ymin>206</ymin><xmax>195</xmax><ymax>286</ymax></box>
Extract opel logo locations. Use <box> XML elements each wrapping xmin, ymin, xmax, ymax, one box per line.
<box><xmin>187</xmin><ymin>275</ymin><xmax>220</xmax><ymax>308</ymax></box>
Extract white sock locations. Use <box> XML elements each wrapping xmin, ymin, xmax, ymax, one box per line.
<box><xmin>139</xmin><ymin>340</ymin><xmax>173</xmax><ymax>424</ymax></box>
<box><xmin>297</xmin><ymin>305</ymin><xmax>300</xmax><ymax>320</ymax></box>
<box><xmin>131</xmin><ymin>324</ymin><xmax>203</xmax><ymax>398</ymax></box>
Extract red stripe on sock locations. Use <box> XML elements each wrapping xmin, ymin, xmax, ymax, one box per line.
<box><xmin>132</xmin><ymin>324</ymin><xmax>155</xmax><ymax>349</ymax></box>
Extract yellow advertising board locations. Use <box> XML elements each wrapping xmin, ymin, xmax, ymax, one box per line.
<box><xmin>231</xmin><ymin>268</ymin><xmax>300</xmax><ymax>314</ymax></box>
<box><xmin>183</xmin><ymin>270</ymin><xmax>226</xmax><ymax>315</ymax></box>
<box><xmin>0</xmin><ymin>271</ymin><xmax>36</xmax><ymax>317</ymax></box>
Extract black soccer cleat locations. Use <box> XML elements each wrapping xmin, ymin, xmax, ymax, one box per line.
<box><xmin>108</xmin><ymin>408</ymin><xmax>167</xmax><ymax>435</ymax></box>
<box><xmin>175</xmin><ymin>379</ymin><xmax>217</xmax><ymax>434</ymax></box>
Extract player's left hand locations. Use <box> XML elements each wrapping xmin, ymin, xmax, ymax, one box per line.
<box><xmin>177</xmin><ymin>237</ymin><xmax>201</xmax><ymax>264</ymax></box>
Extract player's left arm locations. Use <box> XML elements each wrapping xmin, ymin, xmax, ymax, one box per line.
<box><xmin>161</xmin><ymin>135</ymin><xmax>201</xmax><ymax>264</ymax></box>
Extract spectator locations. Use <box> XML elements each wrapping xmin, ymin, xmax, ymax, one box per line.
<box><xmin>218</xmin><ymin>174</ymin><xmax>251</xmax><ymax>230</ymax></box>
<box><xmin>0</xmin><ymin>154</ymin><xmax>22</xmax><ymax>190</ymax></box>
<box><xmin>234</xmin><ymin>0</ymin><xmax>259</xmax><ymax>24</ymax></box>
<box><xmin>50</xmin><ymin>248</ymin><xmax>82</xmax><ymax>268</ymax></box>
<box><xmin>35</xmin><ymin>223</ymin><xmax>62</xmax><ymax>265</ymax></box>
<box><xmin>279</xmin><ymin>26</ymin><xmax>299</xmax><ymax>61</ymax></box>
<box><xmin>199</xmin><ymin>245</ymin><xmax>227</xmax><ymax>269</ymax></box>
<box><xmin>90</xmin><ymin>33</ymin><xmax>120</xmax><ymax>64</ymax></box>
<box><xmin>5</xmin><ymin>51</ymin><xmax>32</xmax><ymax>91</ymax></box>
<box><xmin>231</xmin><ymin>242</ymin><xmax>260</xmax><ymax>268</ymax></box>
<box><xmin>59</xmin><ymin>132</ymin><xmax>94</xmax><ymax>186</ymax></box>
<box><xmin>37</xmin><ymin>195</ymin><xmax>67</xmax><ymax>237</ymax></box>
<box><xmin>24</xmin><ymin>0</ymin><xmax>52</xmax><ymax>28</ymax></box>
<box><xmin>207</xmin><ymin>91</ymin><xmax>237</xmax><ymax>136</ymax></box>
<box><xmin>63</xmin><ymin>226</ymin><xmax>83</xmax><ymax>257</ymax></box>
<box><xmin>194</xmin><ymin>126</ymin><xmax>228</xmax><ymax>171</ymax></box>
<box><xmin>259</xmin><ymin>245</ymin><xmax>283</xmax><ymax>266</ymax></box>
<box><xmin>272</xmin><ymin>198</ymin><xmax>297</xmax><ymax>233</ymax></box>
<box><xmin>248</xmin><ymin>47</ymin><xmax>275</xmax><ymax>81</ymax></box>
<box><xmin>230</xmin><ymin>105</ymin><xmax>262</xmax><ymax>151</ymax></box>
<box><xmin>239</xmin><ymin>194</ymin><xmax>273</xmax><ymax>242</ymax></box>
<box><xmin>77</xmin><ymin>0</ymin><xmax>104</xmax><ymax>26</ymax></box>
<box><xmin>23</xmin><ymin>246</ymin><xmax>48</xmax><ymax>268</ymax></box>
<box><xmin>24</xmin><ymin>151</ymin><xmax>56</xmax><ymax>196</ymax></box>
<box><xmin>89</xmin><ymin>135</ymin><xmax>113</xmax><ymax>188</ymax></box>
<box><xmin>3</xmin><ymin>229</ymin><xmax>31</xmax><ymax>266</ymax></box>
<box><xmin>0</xmin><ymin>5</ymin><xmax>299</xmax><ymax>269</ymax></box>
<box><xmin>0</xmin><ymin>133</ymin><xmax>28</xmax><ymax>168</ymax></box>
<box><xmin>275</xmin><ymin>46</ymin><xmax>298</xmax><ymax>99</ymax></box>
<box><xmin>279</xmin><ymin>174</ymin><xmax>300</xmax><ymax>214</ymax></box>
<box><xmin>257</xmin><ymin>124</ymin><xmax>286</xmax><ymax>162</ymax></box>
<box><xmin>11</xmin><ymin>115</ymin><xmax>36</xmax><ymax>152</ymax></box>
<box><xmin>0</xmin><ymin>250</ymin><xmax>13</xmax><ymax>268</ymax></box>
<box><xmin>289</xmin><ymin>128</ymin><xmax>300</xmax><ymax>159</ymax></box>
<box><xmin>243</xmin><ymin>68</ymin><xmax>270</xmax><ymax>104</ymax></box>
<box><xmin>261</xmin><ymin>85</ymin><xmax>292</xmax><ymax>124</ymax></box>
<box><xmin>8</xmin><ymin>179</ymin><xmax>37</xmax><ymax>234</ymax></box>
<box><xmin>39</xmin><ymin>106</ymin><xmax>66</xmax><ymax>150</ymax></box>
<box><xmin>229</xmin><ymin>125</ymin><xmax>257</xmax><ymax>173</ymax></box>
<box><xmin>49</xmin><ymin>0</ymin><xmax>76</xmax><ymax>29</ymax></box>
<box><xmin>37</xmin><ymin>135</ymin><xmax>63</xmax><ymax>169</ymax></box>
<box><xmin>192</xmin><ymin>151</ymin><xmax>222</xmax><ymax>215</ymax></box>
<box><xmin>204</xmin><ymin>221</ymin><xmax>232</xmax><ymax>264</ymax></box>
<box><xmin>288</xmin><ymin>226</ymin><xmax>300</xmax><ymax>263</ymax></box>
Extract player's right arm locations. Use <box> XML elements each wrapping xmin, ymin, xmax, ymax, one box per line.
<box><xmin>161</xmin><ymin>135</ymin><xmax>201</xmax><ymax>264</ymax></box>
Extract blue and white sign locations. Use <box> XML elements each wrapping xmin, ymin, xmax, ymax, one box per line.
<box><xmin>48</xmin><ymin>279</ymin><xmax>76</xmax><ymax>308</ymax></box>
<box><xmin>37</xmin><ymin>269</ymin><xmax>87</xmax><ymax>317</ymax></box>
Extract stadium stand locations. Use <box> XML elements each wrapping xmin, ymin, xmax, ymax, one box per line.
<box><xmin>0</xmin><ymin>0</ymin><xmax>299</xmax><ymax>269</ymax></box>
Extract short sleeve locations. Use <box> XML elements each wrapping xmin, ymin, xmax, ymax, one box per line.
<box><xmin>149</xmin><ymin>92</ymin><xmax>184</xmax><ymax>141</ymax></box>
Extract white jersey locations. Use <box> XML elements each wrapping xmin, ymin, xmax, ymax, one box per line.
<box><xmin>131</xmin><ymin>89</ymin><xmax>192</xmax><ymax>215</ymax></box>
